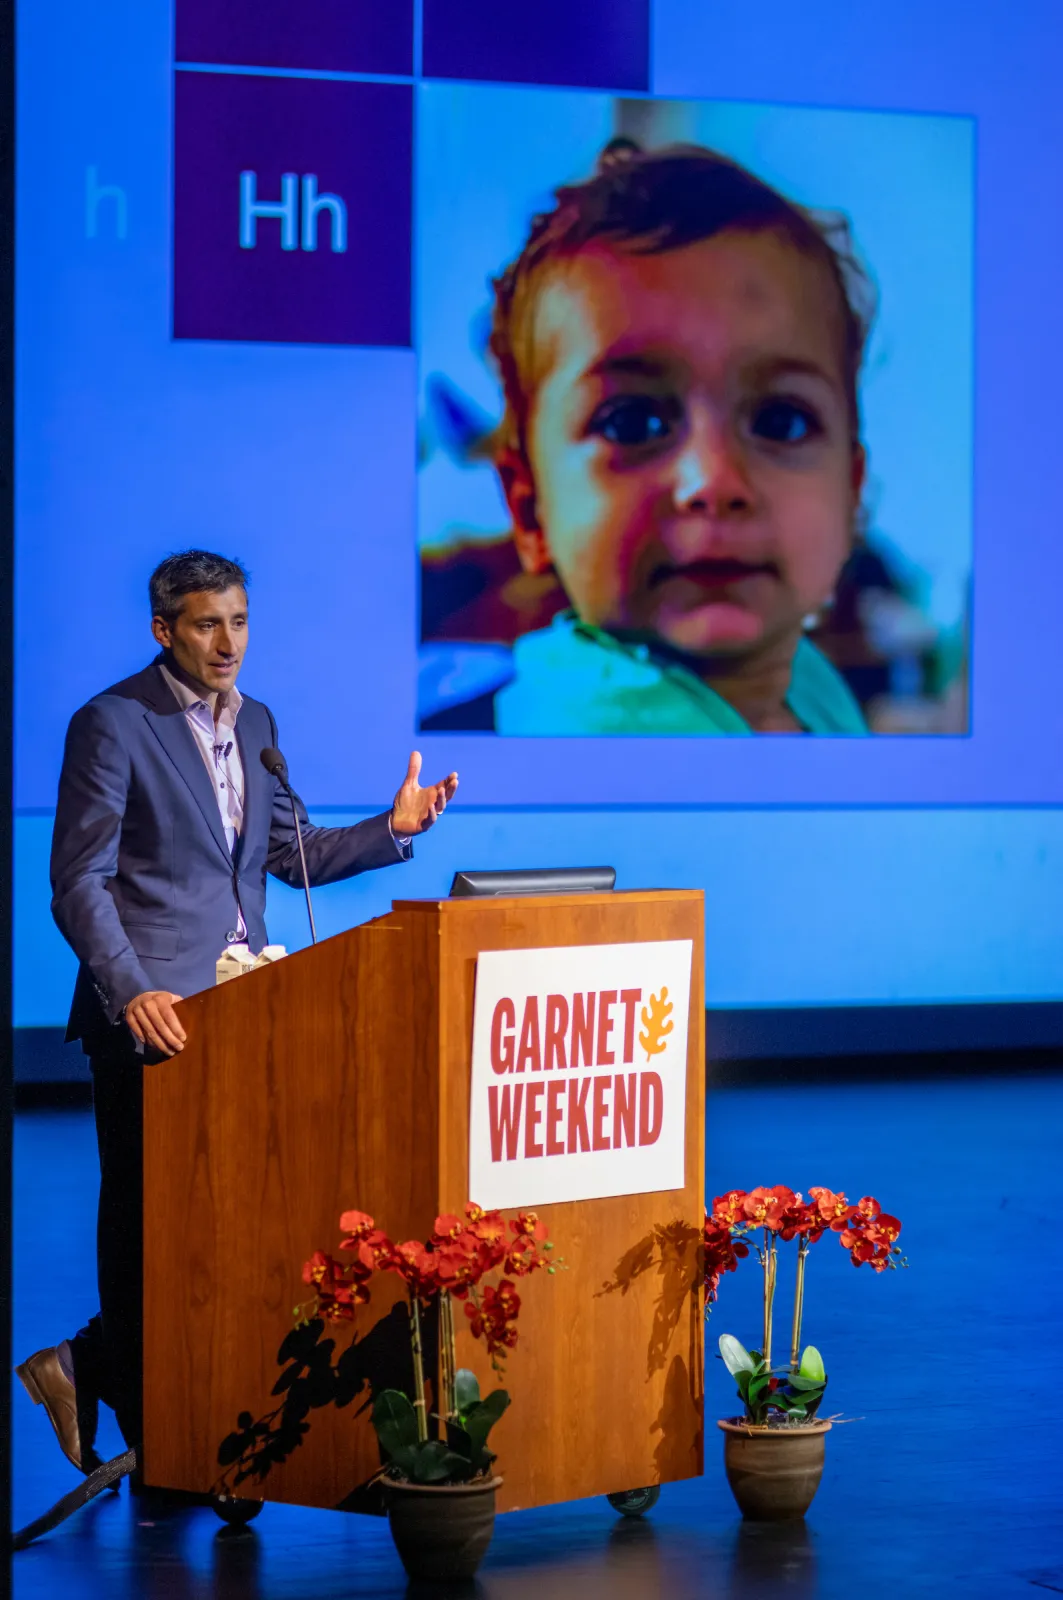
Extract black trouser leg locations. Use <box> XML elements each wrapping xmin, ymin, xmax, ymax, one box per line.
<box><xmin>68</xmin><ymin>1049</ymin><xmax>144</xmax><ymax>1450</ymax></box>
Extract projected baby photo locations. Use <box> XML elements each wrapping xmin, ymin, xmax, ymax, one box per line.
<box><xmin>416</xmin><ymin>90</ymin><xmax>973</xmax><ymax>736</ymax></box>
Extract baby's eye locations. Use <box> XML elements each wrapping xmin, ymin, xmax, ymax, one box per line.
<box><xmin>589</xmin><ymin>395</ymin><xmax>681</xmax><ymax>447</ymax></box>
<box><xmin>750</xmin><ymin>398</ymin><xmax>822</xmax><ymax>445</ymax></box>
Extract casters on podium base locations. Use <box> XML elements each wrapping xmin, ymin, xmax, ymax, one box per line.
<box><xmin>211</xmin><ymin>1493</ymin><xmax>263</xmax><ymax>1526</ymax></box>
<box><xmin>606</xmin><ymin>1485</ymin><xmax>661</xmax><ymax>1517</ymax></box>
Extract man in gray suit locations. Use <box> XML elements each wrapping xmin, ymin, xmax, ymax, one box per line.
<box><xmin>16</xmin><ymin>549</ymin><xmax>458</xmax><ymax>1472</ymax></box>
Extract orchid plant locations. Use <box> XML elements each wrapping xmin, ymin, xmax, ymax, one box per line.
<box><xmin>703</xmin><ymin>1185</ymin><xmax>906</xmax><ymax>1426</ymax></box>
<box><xmin>300</xmin><ymin>1203</ymin><xmax>558</xmax><ymax>1484</ymax></box>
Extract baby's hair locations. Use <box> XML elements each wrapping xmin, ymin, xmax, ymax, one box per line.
<box><xmin>489</xmin><ymin>139</ymin><xmax>876</xmax><ymax>455</ymax></box>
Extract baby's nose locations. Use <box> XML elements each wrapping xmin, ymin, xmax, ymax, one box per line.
<box><xmin>672</xmin><ymin>425</ymin><xmax>755</xmax><ymax>515</ymax></box>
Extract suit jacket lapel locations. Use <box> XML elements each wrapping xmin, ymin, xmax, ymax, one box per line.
<box><xmin>140</xmin><ymin>666</ymin><xmax>233</xmax><ymax>865</ymax></box>
<box><xmin>234</xmin><ymin>708</ymin><xmax>267</xmax><ymax>867</ymax></box>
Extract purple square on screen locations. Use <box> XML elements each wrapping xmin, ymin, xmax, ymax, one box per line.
<box><xmin>174</xmin><ymin>72</ymin><xmax>412</xmax><ymax>347</ymax></box>
<box><xmin>423</xmin><ymin>0</ymin><xmax>649</xmax><ymax>90</ymax></box>
<box><xmin>176</xmin><ymin>0</ymin><xmax>413</xmax><ymax>76</ymax></box>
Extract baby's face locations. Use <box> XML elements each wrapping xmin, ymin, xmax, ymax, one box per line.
<box><xmin>510</xmin><ymin>229</ymin><xmax>864</xmax><ymax>663</ymax></box>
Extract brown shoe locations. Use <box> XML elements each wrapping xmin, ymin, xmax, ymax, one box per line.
<box><xmin>16</xmin><ymin>1347</ymin><xmax>98</xmax><ymax>1474</ymax></box>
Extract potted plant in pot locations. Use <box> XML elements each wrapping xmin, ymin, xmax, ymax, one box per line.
<box><xmin>301</xmin><ymin>1202</ymin><xmax>558</xmax><ymax>1581</ymax></box>
<box><xmin>704</xmin><ymin>1185</ymin><xmax>906</xmax><ymax>1521</ymax></box>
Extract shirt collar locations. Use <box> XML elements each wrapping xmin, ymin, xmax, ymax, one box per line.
<box><xmin>159</xmin><ymin>660</ymin><xmax>243</xmax><ymax>723</ymax></box>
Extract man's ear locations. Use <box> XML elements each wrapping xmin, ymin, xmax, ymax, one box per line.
<box><xmin>496</xmin><ymin>444</ymin><xmax>552</xmax><ymax>575</ymax></box>
<box><xmin>151</xmin><ymin>616</ymin><xmax>171</xmax><ymax>650</ymax></box>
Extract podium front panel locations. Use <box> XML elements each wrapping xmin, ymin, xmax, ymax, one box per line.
<box><xmin>143</xmin><ymin>890</ymin><xmax>704</xmax><ymax>1512</ymax></box>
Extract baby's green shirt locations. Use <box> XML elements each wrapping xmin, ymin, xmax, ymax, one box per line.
<box><xmin>495</xmin><ymin>613</ymin><xmax>868</xmax><ymax>735</ymax></box>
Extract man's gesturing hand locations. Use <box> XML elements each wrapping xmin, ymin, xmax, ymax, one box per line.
<box><xmin>125</xmin><ymin>990</ymin><xmax>186</xmax><ymax>1057</ymax></box>
<box><xmin>391</xmin><ymin>751</ymin><xmax>458</xmax><ymax>836</ymax></box>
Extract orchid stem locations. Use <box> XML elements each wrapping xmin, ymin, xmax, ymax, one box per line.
<box><xmin>762</xmin><ymin>1226</ymin><xmax>777</xmax><ymax>1370</ymax></box>
<box><xmin>440</xmin><ymin>1291</ymin><xmax>457</xmax><ymax>1421</ymax></box>
<box><xmin>790</xmin><ymin>1239</ymin><xmax>808</xmax><ymax>1374</ymax></box>
<box><xmin>408</xmin><ymin>1293</ymin><xmax>429</xmax><ymax>1442</ymax></box>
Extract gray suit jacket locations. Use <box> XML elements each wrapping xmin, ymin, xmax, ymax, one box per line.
<box><xmin>50</xmin><ymin>659</ymin><xmax>409</xmax><ymax>1045</ymax></box>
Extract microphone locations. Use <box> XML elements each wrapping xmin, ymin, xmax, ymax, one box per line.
<box><xmin>260</xmin><ymin>746</ymin><xmax>288</xmax><ymax>785</ymax></box>
<box><xmin>260</xmin><ymin>746</ymin><xmax>317</xmax><ymax>945</ymax></box>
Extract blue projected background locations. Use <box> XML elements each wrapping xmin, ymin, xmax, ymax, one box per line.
<box><xmin>14</xmin><ymin>0</ymin><xmax>1063</xmax><ymax>1031</ymax></box>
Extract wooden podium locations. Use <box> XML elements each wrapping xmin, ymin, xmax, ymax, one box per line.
<box><xmin>143</xmin><ymin>889</ymin><xmax>705</xmax><ymax>1513</ymax></box>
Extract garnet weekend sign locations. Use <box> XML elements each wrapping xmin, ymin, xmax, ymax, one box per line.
<box><xmin>469</xmin><ymin>940</ymin><xmax>692</xmax><ymax>1209</ymax></box>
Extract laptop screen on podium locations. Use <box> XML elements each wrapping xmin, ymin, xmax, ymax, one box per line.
<box><xmin>449</xmin><ymin>867</ymin><xmax>616</xmax><ymax>897</ymax></box>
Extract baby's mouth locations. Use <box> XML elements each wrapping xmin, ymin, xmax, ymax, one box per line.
<box><xmin>649</xmin><ymin>557</ymin><xmax>778</xmax><ymax>589</ymax></box>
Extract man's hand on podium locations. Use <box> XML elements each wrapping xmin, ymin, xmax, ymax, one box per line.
<box><xmin>125</xmin><ymin>990</ymin><xmax>186</xmax><ymax>1057</ymax></box>
<box><xmin>391</xmin><ymin>751</ymin><xmax>459</xmax><ymax>836</ymax></box>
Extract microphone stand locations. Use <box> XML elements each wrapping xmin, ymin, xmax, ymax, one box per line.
<box><xmin>261</xmin><ymin>747</ymin><xmax>318</xmax><ymax>947</ymax></box>
<box><xmin>286</xmin><ymin>785</ymin><xmax>318</xmax><ymax>946</ymax></box>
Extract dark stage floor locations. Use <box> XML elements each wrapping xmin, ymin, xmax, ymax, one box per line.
<box><xmin>11</xmin><ymin>1071</ymin><xmax>1063</xmax><ymax>1598</ymax></box>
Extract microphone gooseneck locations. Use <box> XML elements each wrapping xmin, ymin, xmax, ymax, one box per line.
<box><xmin>259</xmin><ymin>745</ymin><xmax>317</xmax><ymax>945</ymax></box>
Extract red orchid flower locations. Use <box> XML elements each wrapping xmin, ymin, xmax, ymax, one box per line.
<box><xmin>866</xmin><ymin>1213</ymin><xmax>902</xmax><ymax>1246</ymax></box>
<box><xmin>432</xmin><ymin>1213</ymin><xmax>464</xmax><ymax>1242</ymax></box>
<box><xmin>703</xmin><ymin>1212</ymin><xmax>750</xmax><ymax>1303</ymax></box>
<box><xmin>338</xmin><ymin>1210</ymin><xmax>376</xmax><ymax>1242</ymax></box>
<box><xmin>808</xmin><ymin>1186</ymin><xmax>856</xmax><ymax>1231</ymax></box>
<box><xmin>773</xmin><ymin>1197</ymin><xmax>819</xmax><ymax>1242</ymax></box>
<box><xmin>711</xmin><ymin>1191</ymin><xmax>748</xmax><ymax>1229</ymax></box>
<box><xmin>743</xmin><ymin>1185</ymin><xmax>798</xmax><ymax>1231</ymax></box>
<box><xmin>386</xmin><ymin>1240</ymin><xmax>439</xmax><ymax>1299</ymax></box>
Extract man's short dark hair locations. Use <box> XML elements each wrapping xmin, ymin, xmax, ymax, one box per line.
<box><xmin>149</xmin><ymin>550</ymin><xmax>250</xmax><ymax>623</ymax></box>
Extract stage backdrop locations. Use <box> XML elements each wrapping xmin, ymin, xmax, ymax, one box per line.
<box><xmin>13</xmin><ymin>0</ymin><xmax>1063</xmax><ymax>1059</ymax></box>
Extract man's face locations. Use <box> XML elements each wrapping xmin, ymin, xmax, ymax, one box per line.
<box><xmin>503</xmin><ymin>229</ymin><xmax>864</xmax><ymax>665</ymax></box>
<box><xmin>152</xmin><ymin>586</ymin><xmax>248</xmax><ymax>695</ymax></box>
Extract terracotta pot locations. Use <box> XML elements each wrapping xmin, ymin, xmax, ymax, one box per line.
<box><xmin>718</xmin><ymin>1418</ymin><xmax>831</xmax><ymax>1521</ymax></box>
<box><xmin>383</xmin><ymin>1474</ymin><xmax>502</xmax><ymax>1581</ymax></box>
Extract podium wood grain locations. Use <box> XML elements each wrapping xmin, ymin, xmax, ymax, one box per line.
<box><xmin>143</xmin><ymin>890</ymin><xmax>705</xmax><ymax>1512</ymax></box>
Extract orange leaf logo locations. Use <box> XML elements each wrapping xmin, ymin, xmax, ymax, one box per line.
<box><xmin>639</xmin><ymin>987</ymin><xmax>674</xmax><ymax>1062</ymax></box>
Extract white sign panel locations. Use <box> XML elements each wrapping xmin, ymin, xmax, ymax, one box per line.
<box><xmin>469</xmin><ymin>940</ymin><xmax>692</xmax><ymax>1209</ymax></box>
